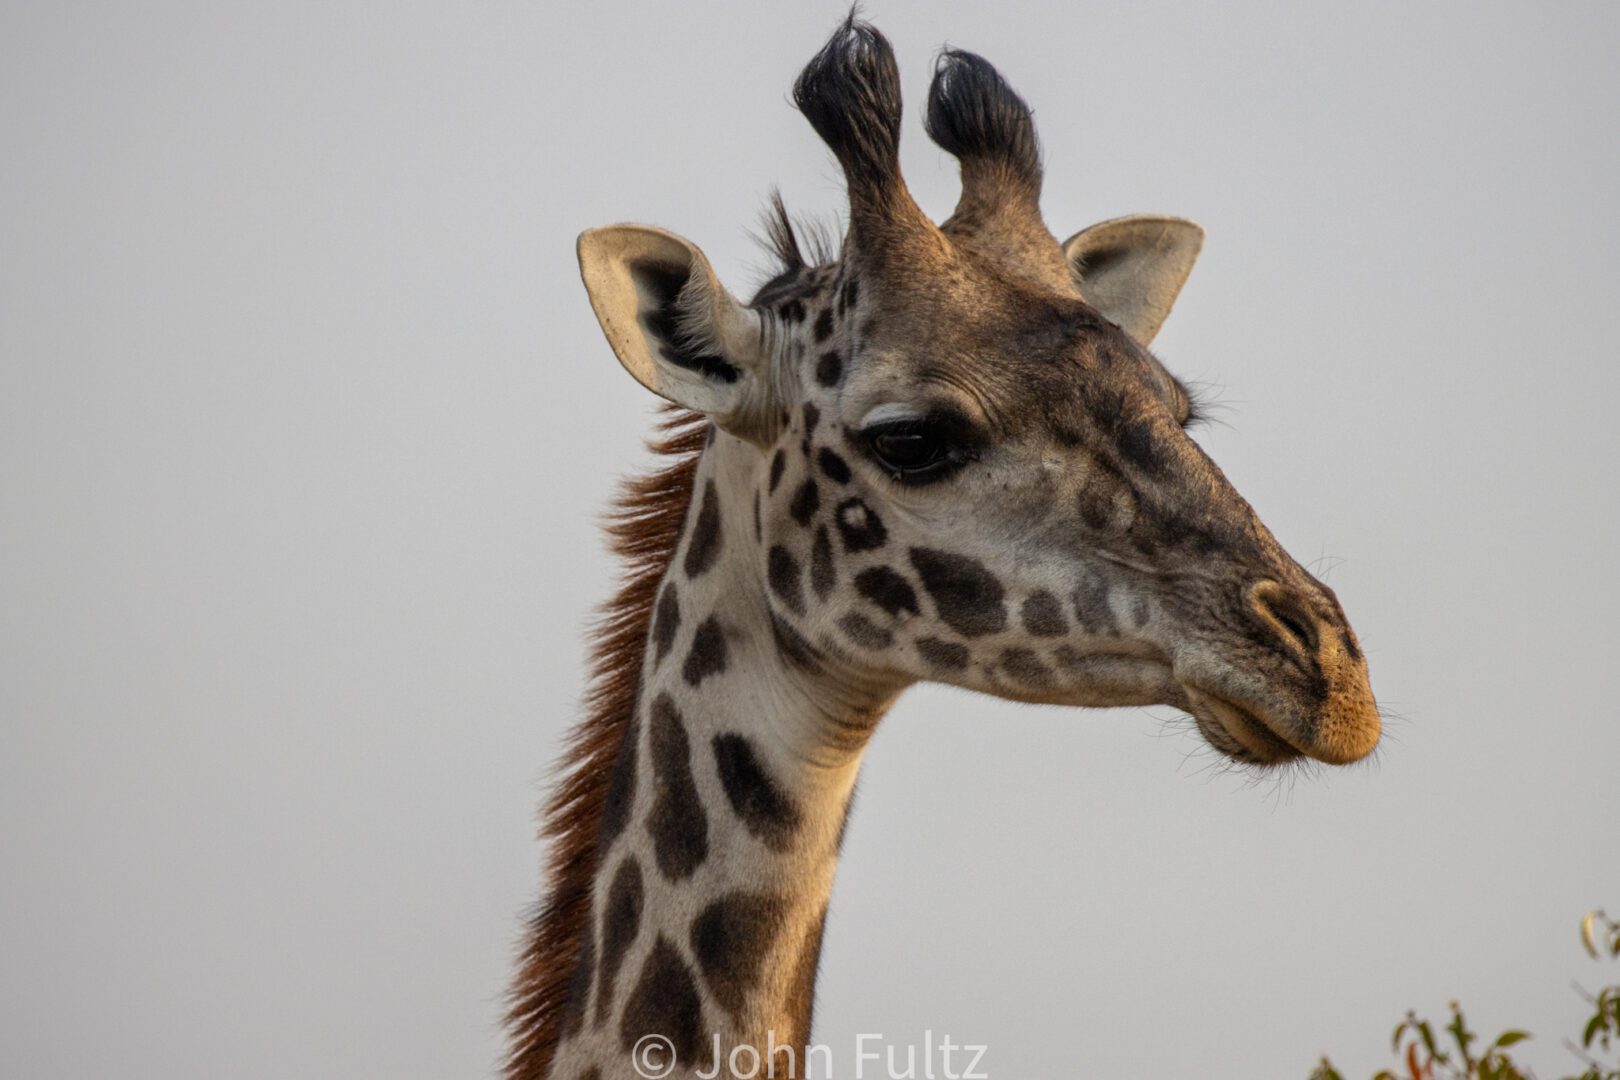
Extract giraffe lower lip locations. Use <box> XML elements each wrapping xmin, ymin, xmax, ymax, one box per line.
<box><xmin>1185</xmin><ymin>690</ymin><xmax>1303</xmax><ymax>764</ymax></box>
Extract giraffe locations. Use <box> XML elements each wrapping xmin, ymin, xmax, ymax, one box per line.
<box><xmin>508</xmin><ymin>17</ymin><xmax>1381</xmax><ymax>1080</ymax></box>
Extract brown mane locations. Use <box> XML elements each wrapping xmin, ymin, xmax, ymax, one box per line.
<box><xmin>505</xmin><ymin>405</ymin><xmax>708</xmax><ymax>1080</ymax></box>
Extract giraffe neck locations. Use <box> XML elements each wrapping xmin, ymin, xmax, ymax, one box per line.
<box><xmin>548</xmin><ymin>433</ymin><xmax>896</xmax><ymax>1080</ymax></box>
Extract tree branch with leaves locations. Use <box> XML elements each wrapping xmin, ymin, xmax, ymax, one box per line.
<box><xmin>1311</xmin><ymin>910</ymin><xmax>1620</xmax><ymax>1080</ymax></box>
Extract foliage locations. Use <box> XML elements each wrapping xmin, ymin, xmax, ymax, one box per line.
<box><xmin>1311</xmin><ymin>910</ymin><xmax>1620</xmax><ymax>1080</ymax></box>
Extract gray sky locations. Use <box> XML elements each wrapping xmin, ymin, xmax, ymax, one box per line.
<box><xmin>3</xmin><ymin>2</ymin><xmax>1618</xmax><ymax>1077</ymax></box>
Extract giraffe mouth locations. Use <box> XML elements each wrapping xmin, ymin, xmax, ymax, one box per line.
<box><xmin>1183</xmin><ymin>689</ymin><xmax>1305</xmax><ymax>766</ymax></box>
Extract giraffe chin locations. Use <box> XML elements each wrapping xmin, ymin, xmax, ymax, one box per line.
<box><xmin>1183</xmin><ymin>689</ymin><xmax>1307</xmax><ymax>767</ymax></box>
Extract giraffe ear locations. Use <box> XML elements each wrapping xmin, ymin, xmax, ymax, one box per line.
<box><xmin>577</xmin><ymin>225</ymin><xmax>770</xmax><ymax>433</ymax></box>
<box><xmin>1061</xmin><ymin>215</ymin><xmax>1204</xmax><ymax>346</ymax></box>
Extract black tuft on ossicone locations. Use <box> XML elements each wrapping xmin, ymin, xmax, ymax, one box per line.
<box><xmin>925</xmin><ymin>48</ymin><xmax>1042</xmax><ymax>198</ymax></box>
<box><xmin>792</xmin><ymin>14</ymin><xmax>905</xmax><ymax>201</ymax></box>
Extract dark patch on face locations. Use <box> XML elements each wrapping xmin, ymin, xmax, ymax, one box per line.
<box><xmin>810</xmin><ymin>526</ymin><xmax>836</xmax><ymax>600</ymax></box>
<box><xmin>790</xmin><ymin>478</ymin><xmax>820</xmax><ymax>527</ymax></box>
<box><xmin>682</xmin><ymin>615</ymin><xmax>728</xmax><ymax>688</ymax></box>
<box><xmin>652</xmin><ymin>584</ymin><xmax>681</xmax><ymax>666</ymax></box>
<box><xmin>769</xmin><ymin>448</ymin><xmax>787</xmax><ymax>493</ymax></box>
<box><xmin>690</xmin><ymin>891</ymin><xmax>789</xmax><ymax>1020</ymax></box>
<box><xmin>838</xmin><ymin>611</ymin><xmax>894</xmax><ymax>650</ymax></box>
<box><xmin>1118</xmin><ymin>415</ymin><xmax>1169</xmax><ymax>476</ymax></box>
<box><xmin>1340</xmin><ymin>626</ymin><xmax>1363</xmax><ymax>664</ymax></box>
<box><xmin>771</xmin><ymin>611</ymin><xmax>825</xmax><ymax>674</ymax></box>
<box><xmin>560</xmin><ymin>912</ymin><xmax>595</xmax><ymax>1038</ymax></box>
<box><xmin>596</xmin><ymin>857</ymin><xmax>645</xmax><ymax>1026</ymax></box>
<box><xmin>635</xmin><ymin>260</ymin><xmax>740</xmax><ymax>385</ymax></box>
<box><xmin>682</xmin><ymin>480</ymin><xmax>723</xmax><ymax>579</ymax></box>
<box><xmin>619</xmin><ymin>936</ymin><xmax>711</xmax><ymax>1072</ymax></box>
<box><xmin>841</xmin><ymin>277</ymin><xmax>859</xmax><ymax>314</ymax></box>
<box><xmin>753</xmin><ymin>489</ymin><xmax>762</xmax><ymax>541</ymax></box>
<box><xmin>1071</xmin><ymin>571</ymin><xmax>1117</xmax><ymax>635</ymax></box>
<box><xmin>1052</xmin><ymin>422</ymin><xmax>1083</xmax><ymax>448</ymax></box>
<box><xmin>1001</xmin><ymin>647</ymin><xmax>1052</xmax><ymax>687</ymax></box>
<box><xmin>1305</xmin><ymin>665</ymin><xmax>1332</xmax><ymax>706</ymax></box>
<box><xmin>803</xmin><ymin>401</ymin><xmax>820</xmax><ymax>434</ymax></box>
<box><xmin>713</xmin><ymin>733</ymin><xmax>802</xmax><ymax>850</ymax></box>
<box><xmin>908</xmin><ymin>548</ymin><xmax>1008</xmax><ymax>637</ymax></box>
<box><xmin>598</xmin><ymin>707</ymin><xmax>639</xmax><ymax>852</ymax></box>
<box><xmin>815</xmin><ymin>350</ymin><xmax>844</xmax><ymax>387</ymax></box>
<box><xmin>813</xmin><ymin>307</ymin><xmax>835</xmax><ymax>343</ymax></box>
<box><xmin>834</xmin><ymin>498</ymin><xmax>886</xmax><ymax>552</ymax></box>
<box><xmin>646</xmin><ymin>693</ymin><xmax>708</xmax><ymax>881</ymax></box>
<box><xmin>768</xmin><ymin>545</ymin><xmax>805</xmax><ymax>615</ymax></box>
<box><xmin>1144</xmin><ymin>510</ymin><xmax>1225</xmax><ymax>557</ymax></box>
<box><xmin>1020</xmin><ymin>590</ymin><xmax>1067</xmax><ymax>638</ymax></box>
<box><xmin>779</xmin><ymin>297</ymin><xmax>807</xmax><ymax>323</ymax></box>
<box><xmin>917</xmin><ymin>637</ymin><xmax>970</xmax><ymax>672</ymax></box>
<box><xmin>753</xmin><ymin>265</ymin><xmax>804</xmax><ymax>309</ymax></box>
<box><xmin>1132</xmin><ymin>596</ymin><xmax>1151</xmax><ymax>629</ymax></box>
<box><xmin>784</xmin><ymin>910</ymin><xmax>828</xmax><ymax>1051</ymax></box>
<box><xmin>818</xmin><ymin>447</ymin><xmax>851</xmax><ymax>484</ymax></box>
<box><xmin>1081</xmin><ymin>381</ymin><xmax>1127</xmax><ymax>424</ymax></box>
<box><xmin>1077</xmin><ymin>465</ymin><xmax>1127</xmax><ymax>531</ymax></box>
<box><xmin>854</xmin><ymin>566</ymin><xmax>919</xmax><ymax>619</ymax></box>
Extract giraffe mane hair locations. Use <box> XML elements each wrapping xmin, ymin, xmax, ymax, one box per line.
<box><xmin>504</xmin><ymin>405</ymin><xmax>709</xmax><ymax>1080</ymax></box>
<box><xmin>751</xmin><ymin>191</ymin><xmax>839</xmax><ymax>307</ymax></box>
<box><xmin>759</xmin><ymin>190</ymin><xmax>809</xmax><ymax>274</ymax></box>
<box><xmin>760</xmin><ymin>191</ymin><xmax>838</xmax><ymax>274</ymax></box>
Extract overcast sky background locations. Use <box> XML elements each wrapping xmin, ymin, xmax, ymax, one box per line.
<box><xmin>4</xmin><ymin>3</ymin><xmax>1619</xmax><ymax>1078</ymax></box>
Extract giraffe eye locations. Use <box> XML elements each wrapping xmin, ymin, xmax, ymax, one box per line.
<box><xmin>873</xmin><ymin>428</ymin><xmax>942</xmax><ymax>469</ymax></box>
<box><xmin>863</xmin><ymin>416</ymin><xmax>975</xmax><ymax>485</ymax></box>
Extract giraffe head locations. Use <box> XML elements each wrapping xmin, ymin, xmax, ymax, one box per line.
<box><xmin>576</xmin><ymin>18</ymin><xmax>1379</xmax><ymax>767</ymax></box>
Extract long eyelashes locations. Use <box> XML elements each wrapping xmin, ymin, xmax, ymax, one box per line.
<box><xmin>1162</xmin><ymin>369</ymin><xmax>1226</xmax><ymax>431</ymax></box>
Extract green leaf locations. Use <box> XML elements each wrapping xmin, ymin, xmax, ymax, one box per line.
<box><xmin>1418</xmin><ymin>1019</ymin><xmax>1446</xmax><ymax>1063</ymax></box>
<box><xmin>1493</xmin><ymin>1030</ymin><xmax>1530</xmax><ymax>1048</ymax></box>
<box><xmin>1585</xmin><ymin>1012</ymin><xmax>1604</xmax><ymax>1048</ymax></box>
<box><xmin>1448</xmin><ymin>1010</ymin><xmax>1475</xmax><ymax>1054</ymax></box>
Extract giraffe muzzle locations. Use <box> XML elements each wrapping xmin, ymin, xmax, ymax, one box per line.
<box><xmin>1174</xmin><ymin>579</ymin><xmax>1381</xmax><ymax>766</ymax></box>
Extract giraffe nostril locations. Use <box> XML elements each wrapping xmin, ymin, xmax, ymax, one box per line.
<box><xmin>1250</xmin><ymin>582</ymin><xmax>1322</xmax><ymax>656</ymax></box>
<box><xmin>1275</xmin><ymin>609</ymin><xmax>1315</xmax><ymax>652</ymax></box>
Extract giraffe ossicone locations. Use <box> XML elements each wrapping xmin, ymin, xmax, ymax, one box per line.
<box><xmin>511</xmin><ymin>16</ymin><xmax>1381</xmax><ymax>1080</ymax></box>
